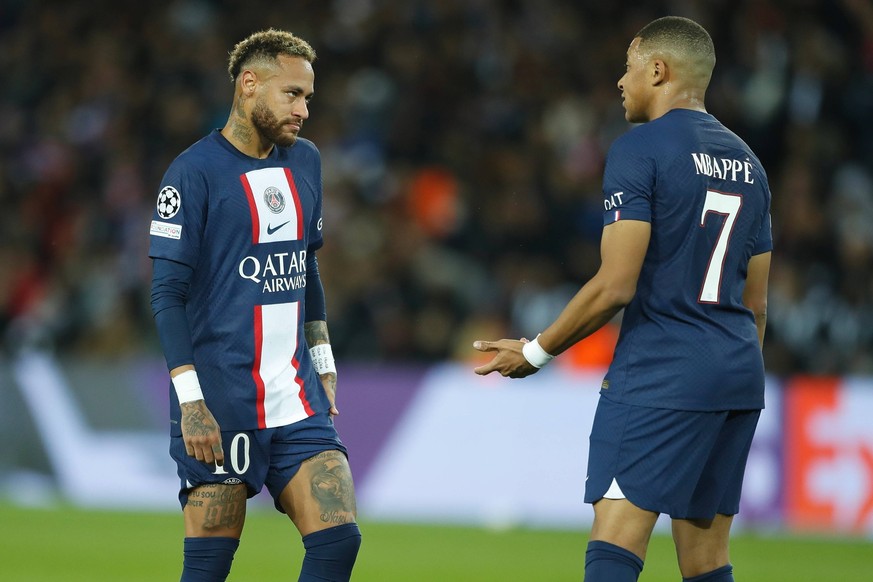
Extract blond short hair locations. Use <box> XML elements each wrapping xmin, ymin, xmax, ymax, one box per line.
<box><xmin>227</xmin><ymin>29</ymin><xmax>316</xmax><ymax>82</ymax></box>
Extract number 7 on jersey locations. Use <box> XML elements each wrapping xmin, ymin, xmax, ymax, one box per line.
<box><xmin>699</xmin><ymin>190</ymin><xmax>742</xmax><ymax>304</ymax></box>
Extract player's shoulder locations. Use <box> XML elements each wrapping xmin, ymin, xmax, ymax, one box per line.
<box><xmin>612</xmin><ymin>111</ymin><xmax>742</xmax><ymax>158</ymax></box>
<box><xmin>606</xmin><ymin>123</ymin><xmax>669</xmax><ymax>174</ymax></box>
<box><xmin>282</xmin><ymin>137</ymin><xmax>321</xmax><ymax>162</ymax></box>
<box><xmin>609</xmin><ymin>111</ymin><xmax>687</xmax><ymax>153</ymax></box>
<box><xmin>294</xmin><ymin>136</ymin><xmax>320</xmax><ymax>155</ymax></box>
<box><xmin>608</xmin><ymin>123</ymin><xmax>652</xmax><ymax>158</ymax></box>
<box><xmin>169</xmin><ymin>131</ymin><xmax>226</xmax><ymax>173</ymax></box>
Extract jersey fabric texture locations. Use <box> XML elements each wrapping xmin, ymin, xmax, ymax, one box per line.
<box><xmin>149</xmin><ymin>130</ymin><xmax>330</xmax><ymax>434</ymax></box>
<box><xmin>601</xmin><ymin>110</ymin><xmax>772</xmax><ymax>411</ymax></box>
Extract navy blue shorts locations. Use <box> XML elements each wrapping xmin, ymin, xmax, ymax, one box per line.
<box><xmin>170</xmin><ymin>411</ymin><xmax>346</xmax><ymax>512</ymax></box>
<box><xmin>584</xmin><ymin>396</ymin><xmax>760</xmax><ymax>519</ymax></box>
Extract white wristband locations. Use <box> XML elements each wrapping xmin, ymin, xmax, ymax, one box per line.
<box><xmin>172</xmin><ymin>369</ymin><xmax>204</xmax><ymax>404</ymax></box>
<box><xmin>310</xmin><ymin>344</ymin><xmax>337</xmax><ymax>376</ymax></box>
<box><xmin>522</xmin><ymin>335</ymin><xmax>555</xmax><ymax>369</ymax></box>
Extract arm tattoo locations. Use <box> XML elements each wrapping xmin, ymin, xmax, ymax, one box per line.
<box><xmin>305</xmin><ymin>451</ymin><xmax>356</xmax><ymax>524</ymax></box>
<box><xmin>188</xmin><ymin>485</ymin><xmax>246</xmax><ymax>530</ymax></box>
<box><xmin>304</xmin><ymin>320</ymin><xmax>330</xmax><ymax>347</ymax></box>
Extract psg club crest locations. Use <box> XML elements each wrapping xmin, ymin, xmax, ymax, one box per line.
<box><xmin>157</xmin><ymin>186</ymin><xmax>181</xmax><ymax>219</ymax></box>
<box><xmin>264</xmin><ymin>187</ymin><xmax>286</xmax><ymax>213</ymax></box>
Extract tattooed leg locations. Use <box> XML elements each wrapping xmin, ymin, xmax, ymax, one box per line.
<box><xmin>280</xmin><ymin>450</ymin><xmax>358</xmax><ymax>536</ymax></box>
<box><xmin>308</xmin><ymin>451</ymin><xmax>357</xmax><ymax>525</ymax></box>
<box><xmin>184</xmin><ymin>483</ymin><xmax>248</xmax><ymax>538</ymax></box>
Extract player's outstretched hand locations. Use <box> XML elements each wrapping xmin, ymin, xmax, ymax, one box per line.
<box><xmin>180</xmin><ymin>400</ymin><xmax>224</xmax><ymax>466</ymax></box>
<box><xmin>472</xmin><ymin>338</ymin><xmax>538</xmax><ymax>378</ymax></box>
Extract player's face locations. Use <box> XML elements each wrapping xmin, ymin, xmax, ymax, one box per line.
<box><xmin>617</xmin><ymin>38</ymin><xmax>652</xmax><ymax>123</ymax></box>
<box><xmin>252</xmin><ymin>55</ymin><xmax>314</xmax><ymax>147</ymax></box>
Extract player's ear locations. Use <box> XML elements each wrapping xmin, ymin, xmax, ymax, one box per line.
<box><xmin>239</xmin><ymin>68</ymin><xmax>258</xmax><ymax>96</ymax></box>
<box><xmin>651</xmin><ymin>59</ymin><xmax>668</xmax><ymax>86</ymax></box>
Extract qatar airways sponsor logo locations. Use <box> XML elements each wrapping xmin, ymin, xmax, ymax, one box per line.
<box><xmin>238</xmin><ymin>250</ymin><xmax>307</xmax><ymax>293</ymax></box>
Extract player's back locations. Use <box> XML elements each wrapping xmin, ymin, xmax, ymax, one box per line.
<box><xmin>601</xmin><ymin>109</ymin><xmax>772</xmax><ymax>411</ymax></box>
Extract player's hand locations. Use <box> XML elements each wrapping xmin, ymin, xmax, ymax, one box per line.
<box><xmin>320</xmin><ymin>372</ymin><xmax>339</xmax><ymax>416</ymax></box>
<box><xmin>472</xmin><ymin>338</ymin><xmax>539</xmax><ymax>378</ymax></box>
<box><xmin>180</xmin><ymin>400</ymin><xmax>224</xmax><ymax>466</ymax></box>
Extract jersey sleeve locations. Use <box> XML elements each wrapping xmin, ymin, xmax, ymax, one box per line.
<box><xmin>601</xmin><ymin>133</ymin><xmax>656</xmax><ymax>226</ymax></box>
<box><xmin>304</xmin><ymin>252</ymin><xmax>327</xmax><ymax>322</ymax></box>
<box><xmin>150</xmin><ymin>257</ymin><xmax>196</xmax><ymax>370</ymax></box>
<box><xmin>148</xmin><ymin>157</ymin><xmax>208</xmax><ymax>268</ymax></box>
<box><xmin>752</xmin><ymin>174</ymin><xmax>773</xmax><ymax>255</ymax></box>
<box><xmin>307</xmin><ymin>147</ymin><xmax>325</xmax><ymax>252</ymax></box>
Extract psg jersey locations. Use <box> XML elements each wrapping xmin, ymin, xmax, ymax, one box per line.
<box><xmin>149</xmin><ymin>130</ymin><xmax>330</xmax><ymax>432</ymax></box>
<box><xmin>601</xmin><ymin>109</ymin><xmax>772</xmax><ymax>411</ymax></box>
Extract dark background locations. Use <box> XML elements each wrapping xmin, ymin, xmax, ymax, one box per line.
<box><xmin>2</xmin><ymin>0</ymin><xmax>872</xmax><ymax>374</ymax></box>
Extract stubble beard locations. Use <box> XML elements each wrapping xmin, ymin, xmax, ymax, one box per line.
<box><xmin>251</xmin><ymin>97</ymin><xmax>298</xmax><ymax>147</ymax></box>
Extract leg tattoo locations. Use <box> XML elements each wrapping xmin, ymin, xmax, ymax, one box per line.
<box><xmin>188</xmin><ymin>485</ymin><xmax>247</xmax><ymax>532</ymax></box>
<box><xmin>305</xmin><ymin>451</ymin><xmax>357</xmax><ymax>525</ymax></box>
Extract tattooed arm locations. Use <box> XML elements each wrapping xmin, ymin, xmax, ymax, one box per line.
<box><xmin>304</xmin><ymin>319</ymin><xmax>331</xmax><ymax>347</ymax></box>
<box><xmin>171</xmin><ymin>364</ymin><xmax>224</xmax><ymax>466</ymax></box>
<box><xmin>305</xmin><ymin>320</ymin><xmax>339</xmax><ymax>416</ymax></box>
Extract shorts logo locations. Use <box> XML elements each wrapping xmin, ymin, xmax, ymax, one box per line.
<box><xmin>264</xmin><ymin>187</ymin><xmax>285</xmax><ymax>213</ymax></box>
<box><xmin>157</xmin><ymin>186</ymin><xmax>181</xmax><ymax>219</ymax></box>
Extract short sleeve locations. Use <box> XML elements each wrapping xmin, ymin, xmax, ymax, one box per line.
<box><xmin>752</xmin><ymin>211</ymin><xmax>773</xmax><ymax>255</ymax></box>
<box><xmin>750</xmin><ymin>169</ymin><xmax>773</xmax><ymax>255</ymax></box>
<box><xmin>602</xmin><ymin>134</ymin><xmax>656</xmax><ymax>226</ymax></box>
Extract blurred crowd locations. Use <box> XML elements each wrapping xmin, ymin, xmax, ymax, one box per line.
<box><xmin>2</xmin><ymin>0</ymin><xmax>873</xmax><ymax>375</ymax></box>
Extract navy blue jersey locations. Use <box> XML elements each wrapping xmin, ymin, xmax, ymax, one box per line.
<box><xmin>601</xmin><ymin>110</ymin><xmax>772</xmax><ymax>411</ymax></box>
<box><xmin>149</xmin><ymin>130</ymin><xmax>330</xmax><ymax>431</ymax></box>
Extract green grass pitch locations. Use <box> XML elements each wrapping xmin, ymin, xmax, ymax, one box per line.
<box><xmin>1</xmin><ymin>503</ymin><xmax>870</xmax><ymax>581</ymax></box>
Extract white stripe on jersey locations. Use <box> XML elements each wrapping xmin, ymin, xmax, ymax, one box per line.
<box><xmin>242</xmin><ymin>167</ymin><xmax>303</xmax><ymax>244</ymax></box>
<box><xmin>253</xmin><ymin>302</ymin><xmax>313</xmax><ymax>428</ymax></box>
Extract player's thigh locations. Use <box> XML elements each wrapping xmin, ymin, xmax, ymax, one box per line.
<box><xmin>171</xmin><ymin>429</ymin><xmax>273</xmax><ymax>538</ymax></box>
<box><xmin>671</xmin><ymin>513</ymin><xmax>733</xmax><ymax>577</ymax></box>
<box><xmin>183</xmin><ymin>483</ymin><xmax>248</xmax><ymax>538</ymax></box>
<box><xmin>279</xmin><ymin>449</ymin><xmax>357</xmax><ymax>536</ymax></box>
<box><xmin>590</xmin><ymin>498</ymin><xmax>659</xmax><ymax>560</ymax></box>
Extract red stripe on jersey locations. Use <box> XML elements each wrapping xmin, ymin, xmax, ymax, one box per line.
<box><xmin>251</xmin><ymin>305</ymin><xmax>267</xmax><ymax>428</ymax></box>
<box><xmin>615</xmin><ymin>210</ymin><xmax>621</xmax><ymax>221</ymax></box>
<box><xmin>284</xmin><ymin>167</ymin><xmax>305</xmax><ymax>240</ymax></box>
<box><xmin>292</xmin><ymin>303</ymin><xmax>315</xmax><ymax>417</ymax></box>
<box><xmin>292</xmin><ymin>352</ymin><xmax>315</xmax><ymax>417</ymax></box>
<box><xmin>240</xmin><ymin>174</ymin><xmax>260</xmax><ymax>244</ymax></box>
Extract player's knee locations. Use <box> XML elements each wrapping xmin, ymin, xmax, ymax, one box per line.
<box><xmin>673</xmin><ymin>515</ymin><xmax>732</xmax><ymax>577</ymax></box>
<box><xmin>678</xmin><ymin>554</ymin><xmax>730</xmax><ymax>579</ymax></box>
<box><xmin>300</xmin><ymin>523</ymin><xmax>361</xmax><ymax>581</ymax></box>
<box><xmin>681</xmin><ymin>563</ymin><xmax>734</xmax><ymax>582</ymax></box>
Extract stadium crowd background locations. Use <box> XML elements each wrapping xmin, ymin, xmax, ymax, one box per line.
<box><xmin>1</xmin><ymin>0</ymin><xmax>872</xmax><ymax>376</ymax></box>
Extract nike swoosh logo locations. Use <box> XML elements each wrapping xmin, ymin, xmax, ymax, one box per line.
<box><xmin>266</xmin><ymin>220</ymin><xmax>290</xmax><ymax>235</ymax></box>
